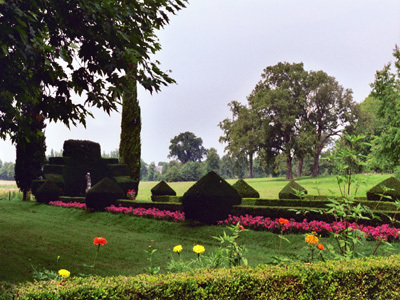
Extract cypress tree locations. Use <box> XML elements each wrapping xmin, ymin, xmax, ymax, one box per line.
<box><xmin>119</xmin><ymin>66</ymin><xmax>141</xmax><ymax>183</ymax></box>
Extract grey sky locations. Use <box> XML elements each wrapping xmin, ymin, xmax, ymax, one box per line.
<box><xmin>1</xmin><ymin>0</ymin><xmax>400</xmax><ymax>164</ymax></box>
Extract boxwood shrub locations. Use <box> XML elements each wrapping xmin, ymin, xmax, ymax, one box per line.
<box><xmin>85</xmin><ymin>177</ymin><xmax>124</xmax><ymax>211</ymax></box>
<box><xmin>182</xmin><ymin>171</ymin><xmax>241</xmax><ymax>224</ymax></box>
<box><xmin>367</xmin><ymin>176</ymin><xmax>400</xmax><ymax>201</ymax></box>
<box><xmin>279</xmin><ymin>180</ymin><xmax>307</xmax><ymax>199</ymax></box>
<box><xmin>151</xmin><ymin>181</ymin><xmax>176</xmax><ymax>197</ymax></box>
<box><xmin>35</xmin><ymin>179</ymin><xmax>62</xmax><ymax>204</ymax></box>
<box><xmin>232</xmin><ymin>179</ymin><xmax>260</xmax><ymax>198</ymax></box>
<box><xmin>12</xmin><ymin>255</ymin><xmax>400</xmax><ymax>300</ymax></box>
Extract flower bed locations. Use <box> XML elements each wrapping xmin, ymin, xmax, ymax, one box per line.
<box><xmin>49</xmin><ymin>201</ymin><xmax>400</xmax><ymax>241</ymax></box>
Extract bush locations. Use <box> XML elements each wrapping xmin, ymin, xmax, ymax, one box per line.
<box><xmin>31</xmin><ymin>179</ymin><xmax>46</xmax><ymax>196</ymax></box>
<box><xmin>62</xmin><ymin>140</ymin><xmax>101</xmax><ymax>159</ymax></box>
<box><xmin>12</xmin><ymin>255</ymin><xmax>400</xmax><ymax>300</ymax></box>
<box><xmin>151</xmin><ymin>181</ymin><xmax>176</xmax><ymax>196</ymax></box>
<box><xmin>85</xmin><ymin>177</ymin><xmax>124</xmax><ymax>211</ymax></box>
<box><xmin>367</xmin><ymin>176</ymin><xmax>400</xmax><ymax>201</ymax></box>
<box><xmin>113</xmin><ymin>176</ymin><xmax>138</xmax><ymax>198</ymax></box>
<box><xmin>35</xmin><ymin>179</ymin><xmax>62</xmax><ymax>204</ymax></box>
<box><xmin>182</xmin><ymin>171</ymin><xmax>242</xmax><ymax>224</ymax></box>
<box><xmin>107</xmin><ymin>164</ymin><xmax>130</xmax><ymax>177</ymax></box>
<box><xmin>48</xmin><ymin>157</ymin><xmax>65</xmax><ymax>165</ymax></box>
<box><xmin>279</xmin><ymin>180</ymin><xmax>307</xmax><ymax>199</ymax></box>
<box><xmin>232</xmin><ymin>179</ymin><xmax>260</xmax><ymax>198</ymax></box>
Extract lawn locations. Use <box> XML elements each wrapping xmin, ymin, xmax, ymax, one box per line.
<box><xmin>1</xmin><ymin>189</ymin><xmax>399</xmax><ymax>285</ymax></box>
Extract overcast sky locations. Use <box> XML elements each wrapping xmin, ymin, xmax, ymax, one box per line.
<box><xmin>1</xmin><ymin>0</ymin><xmax>400</xmax><ymax>164</ymax></box>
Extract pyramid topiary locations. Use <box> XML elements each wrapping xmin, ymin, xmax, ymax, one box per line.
<box><xmin>182</xmin><ymin>171</ymin><xmax>242</xmax><ymax>224</ymax></box>
<box><xmin>367</xmin><ymin>176</ymin><xmax>400</xmax><ymax>201</ymax></box>
<box><xmin>35</xmin><ymin>179</ymin><xmax>62</xmax><ymax>204</ymax></box>
<box><xmin>232</xmin><ymin>179</ymin><xmax>260</xmax><ymax>198</ymax></box>
<box><xmin>151</xmin><ymin>181</ymin><xmax>176</xmax><ymax>196</ymax></box>
<box><xmin>85</xmin><ymin>177</ymin><xmax>124</xmax><ymax>211</ymax></box>
<box><xmin>279</xmin><ymin>180</ymin><xmax>307</xmax><ymax>199</ymax></box>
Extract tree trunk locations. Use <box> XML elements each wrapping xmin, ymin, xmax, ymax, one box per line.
<box><xmin>286</xmin><ymin>154</ymin><xmax>293</xmax><ymax>180</ymax></box>
<box><xmin>311</xmin><ymin>145</ymin><xmax>323</xmax><ymax>177</ymax></box>
<box><xmin>120</xmin><ymin>66</ymin><xmax>141</xmax><ymax>183</ymax></box>
<box><xmin>295</xmin><ymin>157</ymin><xmax>303</xmax><ymax>177</ymax></box>
<box><xmin>248</xmin><ymin>153</ymin><xmax>253</xmax><ymax>179</ymax></box>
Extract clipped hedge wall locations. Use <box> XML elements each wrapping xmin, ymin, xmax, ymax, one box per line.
<box><xmin>12</xmin><ymin>255</ymin><xmax>400</xmax><ymax>300</ymax></box>
<box><xmin>232</xmin><ymin>179</ymin><xmax>260</xmax><ymax>198</ymax></box>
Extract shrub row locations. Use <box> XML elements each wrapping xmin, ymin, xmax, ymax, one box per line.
<box><xmin>10</xmin><ymin>255</ymin><xmax>400</xmax><ymax>300</ymax></box>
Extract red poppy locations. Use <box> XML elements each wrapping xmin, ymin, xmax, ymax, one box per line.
<box><xmin>93</xmin><ymin>237</ymin><xmax>107</xmax><ymax>245</ymax></box>
<box><xmin>279</xmin><ymin>218</ymin><xmax>289</xmax><ymax>225</ymax></box>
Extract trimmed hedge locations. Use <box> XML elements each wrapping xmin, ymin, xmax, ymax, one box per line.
<box><xmin>151</xmin><ymin>180</ymin><xmax>176</xmax><ymax>197</ymax></box>
<box><xmin>12</xmin><ymin>255</ymin><xmax>400</xmax><ymax>299</ymax></box>
<box><xmin>182</xmin><ymin>171</ymin><xmax>242</xmax><ymax>224</ymax></box>
<box><xmin>85</xmin><ymin>177</ymin><xmax>124</xmax><ymax>211</ymax></box>
<box><xmin>151</xmin><ymin>196</ymin><xmax>182</xmax><ymax>203</ymax></box>
<box><xmin>367</xmin><ymin>176</ymin><xmax>400</xmax><ymax>201</ymax></box>
<box><xmin>43</xmin><ymin>164</ymin><xmax>64</xmax><ymax>175</ymax></box>
<box><xmin>279</xmin><ymin>180</ymin><xmax>307</xmax><ymax>199</ymax></box>
<box><xmin>35</xmin><ymin>179</ymin><xmax>62</xmax><ymax>204</ymax></box>
<box><xmin>114</xmin><ymin>176</ymin><xmax>138</xmax><ymax>197</ymax></box>
<box><xmin>232</xmin><ymin>179</ymin><xmax>260</xmax><ymax>198</ymax></box>
<box><xmin>48</xmin><ymin>157</ymin><xmax>65</xmax><ymax>165</ymax></box>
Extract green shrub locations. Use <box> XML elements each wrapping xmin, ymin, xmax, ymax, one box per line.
<box><xmin>113</xmin><ymin>176</ymin><xmax>138</xmax><ymax>197</ymax></box>
<box><xmin>35</xmin><ymin>179</ymin><xmax>62</xmax><ymax>204</ymax></box>
<box><xmin>48</xmin><ymin>157</ymin><xmax>65</xmax><ymax>165</ymax></box>
<box><xmin>101</xmin><ymin>158</ymin><xmax>119</xmax><ymax>165</ymax></box>
<box><xmin>43</xmin><ymin>174</ymin><xmax>64</xmax><ymax>190</ymax></box>
<box><xmin>85</xmin><ymin>177</ymin><xmax>124</xmax><ymax>211</ymax></box>
<box><xmin>182</xmin><ymin>171</ymin><xmax>242</xmax><ymax>224</ymax></box>
<box><xmin>232</xmin><ymin>179</ymin><xmax>260</xmax><ymax>198</ymax></box>
<box><xmin>366</xmin><ymin>176</ymin><xmax>400</xmax><ymax>201</ymax></box>
<box><xmin>43</xmin><ymin>164</ymin><xmax>64</xmax><ymax>175</ymax></box>
<box><xmin>151</xmin><ymin>181</ymin><xmax>176</xmax><ymax>197</ymax></box>
<box><xmin>62</xmin><ymin>140</ymin><xmax>101</xmax><ymax>159</ymax></box>
<box><xmin>31</xmin><ymin>179</ymin><xmax>46</xmax><ymax>196</ymax></box>
<box><xmin>12</xmin><ymin>255</ymin><xmax>400</xmax><ymax>300</ymax></box>
<box><xmin>107</xmin><ymin>164</ymin><xmax>130</xmax><ymax>177</ymax></box>
<box><xmin>279</xmin><ymin>180</ymin><xmax>307</xmax><ymax>199</ymax></box>
<box><xmin>151</xmin><ymin>196</ymin><xmax>182</xmax><ymax>203</ymax></box>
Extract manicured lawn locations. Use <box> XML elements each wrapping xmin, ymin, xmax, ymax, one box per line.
<box><xmin>1</xmin><ymin>193</ymin><xmax>399</xmax><ymax>285</ymax></box>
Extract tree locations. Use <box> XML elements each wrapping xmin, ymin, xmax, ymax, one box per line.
<box><xmin>204</xmin><ymin>148</ymin><xmax>220</xmax><ymax>174</ymax></box>
<box><xmin>168</xmin><ymin>132</ymin><xmax>207</xmax><ymax>163</ymax></box>
<box><xmin>165</xmin><ymin>166</ymin><xmax>181</xmax><ymax>182</ymax></box>
<box><xmin>180</xmin><ymin>161</ymin><xmax>204</xmax><ymax>181</ymax></box>
<box><xmin>0</xmin><ymin>1</ymin><xmax>187</xmax><ymax>196</ymax></box>
<box><xmin>306</xmin><ymin>70</ymin><xmax>358</xmax><ymax>177</ymax></box>
<box><xmin>140</xmin><ymin>159</ymin><xmax>148</xmax><ymax>180</ymax></box>
<box><xmin>368</xmin><ymin>45</ymin><xmax>400</xmax><ymax>170</ymax></box>
<box><xmin>219</xmin><ymin>101</ymin><xmax>261</xmax><ymax>178</ymax></box>
<box><xmin>220</xmin><ymin>154</ymin><xmax>235</xmax><ymax>179</ymax></box>
<box><xmin>248</xmin><ymin>62</ymin><xmax>308</xmax><ymax>179</ymax></box>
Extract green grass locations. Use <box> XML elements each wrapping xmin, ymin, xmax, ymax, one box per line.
<box><xmin>1</xmin><ymin>193</ymin><xmax>399</xmax><ymax>285</ymax></box>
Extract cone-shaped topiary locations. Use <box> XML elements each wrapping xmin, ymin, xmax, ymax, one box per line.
<box><xmin>85</xmin><ymin>177</ymin><xmax>124</xmax><ymax>211</ymax></box>
<box><xmin>182</xmin><ymin>171</ymin><xmax>242</xmax><ymax>224</ymax></box>
<box><xmin>35</xmin><ymin>179</ymin><xmax>62</xmax><ymax>204</ymax></box>
<box><xmin>279</xmin><ymin>180</ymin><xmax>307</xmax><ymax>199</ymax></box>
<box><xmin>367</xmin><ymin>176</ymin><xmax>400</xmax><ymax>201</ymax></box>
<box><xmin>232</xmin><ymin>179</ymin><xmax>260</xmax><ymax>198</ymax></box>
<box><xmin>151</xmin><ymin>181</ymin><xmax>176</xmax><ymax>196</ymax></box>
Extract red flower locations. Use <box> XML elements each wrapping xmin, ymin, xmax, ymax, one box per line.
<box><xmin>317</xmin><ymin>243</ymin><xmax>324</xmax><ymax>250</ymax></box>
<box><xmin>93</xmin><ymin>237</ymin><xmax>107</xmax><ymax>246</ymax></box>
<box><xmin>279</xmin><ymin>218</ymin><xmax>289</xmax><ymax>225</ymax></box>
<box><xmin>238</xmin><ymin>224</ymin><xmax>245</xmax><ymax>231</ymax></box>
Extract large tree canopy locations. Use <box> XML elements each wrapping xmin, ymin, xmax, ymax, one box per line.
<box><xmin>168</xmin><ymin>131</ymin><xmax>207</xmax><ymax>164</ymax></box>
<box><xmin>0</xmin><ymin>0</ymin><xmax>187</xmax><ymax>142</ymax></box>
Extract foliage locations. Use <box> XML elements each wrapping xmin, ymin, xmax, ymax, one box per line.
<box><xmin>0</xmin><ymin>0</ymin><xmax>187</xmax><ymax>143</ymax></box>
<box><xmin>180</xmin><ymin>161</ymin><xmax>204</xmax><ymax>181</ymax></box>
<box><xmin>182</xmin><ymin>171</ymin><xmax>242</xmax><ymax>224</ymax></box>
<box><xmin>204</xmin><ymin>148</ymin><xmax>220</xmax><ymax>174</ymax></box>
<box><xmin>367</xmin><ymin>176</ymin><xmax>400</xmax><ymax>201</ymax></box>
<box><xmin>368</xmin><ymin>45</ymin><xmax>400</xmax><ymax>170</ymax></box>
<box><xmin>168</xmin><ymin>132</ymin><xmax>207</xmax><ymax>163</ymax></box>
<box><xmin>0</xmin><ymin>159</ymin><xmax>15</xmax><ymax>180</ymax></box>
<box><xmin>35</xmin><ymin>179</ymin><xmax>62</xmax><ymax>204</ymax></box>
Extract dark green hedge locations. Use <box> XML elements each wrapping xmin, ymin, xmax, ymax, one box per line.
<box><xmin>151</xmin><ymin>196</ymin><xmax>182</xmax><ymax>203</ymax></box>
<box><xmin>232</xmin><ymin>179</ymin><xmax>260</xmax><ymax>198</ymax></box>
<box><xmin>151</xmin><ymin>180</ymin><xmax>176</xmax><ymax>197</ymax></box>
<box><xmin>43</xmin><ymin>164</ymin><xmax>64</xmax><ymax>175</ymax></box>
<box><xmin>279</xmin><ymin>180</ymin><xmax>307</xmax><ymax>199</ymax></box>
<box><xmin>367</xmin><ymin>176</ymin><xmax>400</xmax><ymax>201</ymax></box>
<box><xmin>11</xmin><ymin>255</ymin><xmax>400</xmax><ymax>300</ymax></box>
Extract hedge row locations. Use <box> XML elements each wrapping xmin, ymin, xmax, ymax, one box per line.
<box><xmin>9</xmin><ymin>255</ymin><xmax>400</xmax><ymax>300</ymax></box>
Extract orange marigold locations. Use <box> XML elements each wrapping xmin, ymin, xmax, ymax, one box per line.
<box><xmin>317</xmin><ymin>243</ymin><xmax>324</xmax><ymax>250</ymax></box>
<box><xmin>305</xmin><ymin>234</ymin><xmax>319</xmax><ymax>245</ymax></box>
<box><xmin>93</xmin><ymin>237</ymin><xmax>107</xmax><ymax>246</ymax></box>
<box><xmin>278</xmin><ymin>218</ymin><xmax>289</xmax><ymax>225</ymax></box>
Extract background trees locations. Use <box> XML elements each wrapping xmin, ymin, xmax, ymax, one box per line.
<box><xmin>168</xmin><ymin>132</ymin><xmax>207</xmax><ymax>163</ymax></box>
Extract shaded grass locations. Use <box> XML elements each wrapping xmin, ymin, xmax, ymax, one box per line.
<box><xmin>1</xmin><ymin>195</ymin><xmax>399</xmax><ymax>285</ymax></box>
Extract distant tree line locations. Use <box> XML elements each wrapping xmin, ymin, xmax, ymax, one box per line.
<box><xmin>0</xmin><ymin>160</ymin><xmax>15</xmax><ymax>180</ymax></box>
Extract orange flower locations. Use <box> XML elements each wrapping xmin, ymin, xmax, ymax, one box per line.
<box><xmin>93</xmin><ymin>237</ymin><xmax>107</xmax><ymax>246</ymax></box>
<box><xmin>238</xmin><ymin>224</ymin><xmax>245</xmax><ymax>231</ymax></box>
<box><xmin>279</xmin><ymin>218</ymin><xmax>289</xmax><ymax>225</ymax></box>
<box><xmin>317</xmin><ymin>243</ymin><xmax>324</xmax><ymax>250</ymax></box>
<box><xmin>305</xmin><ymin>234</ymin><xmax>319</xmax><ymax>245</ymax></box>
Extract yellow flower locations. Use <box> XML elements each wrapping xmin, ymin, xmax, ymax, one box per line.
<box><xmin>173</xmin><ymin>245</ymin><xmax>183</xmax><ymax>253</ymax></box>
<box><xmin>305</xmin><ymin>234</ymin><xmax>319</xmax><ymax>245</ymax></box>
<box><xmin>193</xmin><ymin>245</ymin><xmax>205</xmax><ymax>255</ymax></box>
<box><xmin>58</xmin><ymin>269</ymin><xmax>70</xmax><ymax>278</ymax></box>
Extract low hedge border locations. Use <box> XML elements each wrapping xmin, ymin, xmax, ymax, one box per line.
<box><xmin>10</xmin><ymin>255</ymin><xmax>400</xmax><ymax>299</ymax></box>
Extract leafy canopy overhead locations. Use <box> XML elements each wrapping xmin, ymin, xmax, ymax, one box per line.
<box><xmin>0</xmin><ymin>0</ymin><xmax>187</xmax><ymax>142</ymax></box>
